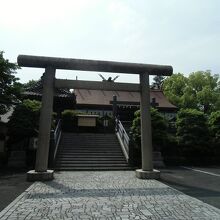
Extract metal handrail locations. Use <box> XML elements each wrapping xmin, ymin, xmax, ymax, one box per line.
<box><xmin>115</xmin><ymin>118</ymin><xmax>130</xmax><ymax>161</ymax></box>
<box><xmin>53</xmin><ymin>119</ymin><xmax>62</xmax><ymax>160</ymax></box>
<box><xmin>118</xmin><ymin>120</ymin><xmax>129</xmax><ymax>151</ymax></box>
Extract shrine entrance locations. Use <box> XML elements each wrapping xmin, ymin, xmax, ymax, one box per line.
<box><xmin>17</xmin><ymin>55</ymin><xmax>173</xmax><ymax>181</ymax></box>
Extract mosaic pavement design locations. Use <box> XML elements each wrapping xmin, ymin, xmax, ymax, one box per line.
<box><xmin>0</xmin><ymin>171</ymin><xmax>220</xmax><ymax>219</ymax></box>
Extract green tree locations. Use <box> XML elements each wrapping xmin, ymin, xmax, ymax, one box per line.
<box><xmin>163</xmin><ymin>73</ymin><xmax>192</xmax><ymax>108</ymax></box>
<box><xmin>208</xmin><ymin>111</ymin><xmax>220</xmax><ymax>144</ymax></box>
<box><xmin>163</xmin><ymin>71</ymin><xmax>220</xmax><ymax>113</ymax></box>
<box><xmin>61</xmin><ymin>109</ymin><xmax>85</xmax><ymax>132</ymax></box>
<box><xmin>8</xmin><ymin>99</ymin><xmax>41</xmax><ymax>138</ymax></box>
<box><xmin>176</xmin><ymin>108</ymin><xmax>209</xmax><ymax>147</ymax></box>
<box><xmin>22</xmin><ymin>79</ymin><xmax>39</xmax><ymax>90</ymax></box>
<box><xmin>131</xmin><ymin>108</ymin><xmax>168</xmax><ymax>148</ymax></box>
<box><xmin>188</xmin><ymin>71</ymin><xmax>220</xmax><ymax>113</ymax></box>
<box><xmin>152</xmin><ymin>75</ymin><xmax>165</xmax><ymax>89</ymax></box>
<box><xmin>0</xmin><ymin>51</ymin><xmax>21</xmax><ymax>114</ymax></box>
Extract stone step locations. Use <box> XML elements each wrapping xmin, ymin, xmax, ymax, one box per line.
<box><xmin>56</xmin><ymin>157</ymin><xmax>126</xmax><ymax>160</ymax></box>
<box><xmin>56</xmin><ymin>163</ymin><xmax>128</xmax><ymax>167</ymax></box>
<box><xmin>57</xmin><ymin>152</ymin><xmax>123</xmax><ymax>155</ymax></box>
<box><xmin>55</xmin><ymin>132</ymin><xmax>132</xmax><ymax>171</ymax></box>
<box><xmin>59</xmin><ymin>145</ymin><xmax>121</xmax><ymax>148</ymax></box>
<box><xmin>55</xmin><ymin>167</ymin><xmax>134</xmax><ymax>171</ymax></box>
<box><xmin>55</xmin><ymin>163</ymin><xmax>129</xmax><ymax>167</ymax></box>
<box><xmin>58</xmin><ymin>152</ymin><xmax>124</xmax><ymax>155</ymax></box>
<box><xmin>59</xmin><ymin>149</ymin><xmax>121</xmax><ymax>154</ymax></box>
<box><xmin>57</xmin><ymin>158</ymin><xmax>126</xmax><ymax>163</ymax></box>
<box><xmin>57</xmin><ymin>155</ymin><xmax>125</xmax><ymax>159</ymax></box>
<box><xmin>62</xmin><ymin>133</ymin><xmax>116</xmax><ymax>136</ymax></box>
<box><xmin>59</xmin><ymin>144</ymin><xmax>121</xmax><ymax>147</ymax></box>
<box><xmin>61</xmin><ymin>142</ymin><xmax>119</xmax><ymax>145</ymax></box>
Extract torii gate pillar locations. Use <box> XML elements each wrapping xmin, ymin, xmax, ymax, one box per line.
<box><xmin>135</xmin><ymin>73</ymin><xmax>160</xmax><ymax>179</ymax></box>
<box><xmin>27</xmin><ymin>67</ymin><xmax>55</xmax><ymax>181</ymax></box>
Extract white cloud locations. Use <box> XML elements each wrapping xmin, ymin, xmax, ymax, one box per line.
<box><xmin>0</xmin><ymin>0</ymin><xmax>220</xmax><ymax>83</ymax></box>
<box><xmin>0</xmin><ymin>0</ymin><xmax>94</xmax><ymax>30</ymax></box>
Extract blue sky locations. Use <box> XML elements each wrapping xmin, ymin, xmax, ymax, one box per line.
<box><xmin>0</xmin><ymin>0</ymin><xmax>220</xmax><ymax>83</ymax></box>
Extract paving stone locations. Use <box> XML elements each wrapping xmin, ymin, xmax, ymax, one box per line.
<box><xmin>0</xmin><ymin>171</ymin><xmax>220</xmax><ymax>219</ymax></box>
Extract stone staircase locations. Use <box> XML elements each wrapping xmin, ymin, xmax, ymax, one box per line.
<box><xmin>55</xmin><ymin>133</ymin><xmax>133</xmax><ymax>171</ymax></box>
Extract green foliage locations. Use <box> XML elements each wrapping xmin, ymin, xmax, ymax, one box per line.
<box><xmin>8</xmin><ymin>99</ymin><xmax>41</xmax><ymax>138</ymax></box>
<box><xmin>131</xmin><ymin>110</ymin><xmax>141</xmax><ymax>145</ymax></box>
<box><xmin>163</xmin><ymin>71</ymin><xmax>220</xmax><ymax>113</ymax></box>
<box><xmin>131</xmin><ymin>108</ymin><xmax>168</xmax><ymax>149</ymax></box>
<box><xmin>163</xmin><ymin>73</ymin><xmax>190</xmax><ymax>108</ymax></box>
<box><xmin>22</xmin><ymin>79</ymin><xmax>39</xmax><ymax>90</ymax></box>
<box><xmin>152</xmin><ymin>75</ymin><xmax>165</xmax><ymax>89</ymax></box>
<box><xmin>176</xmin><ymin>108</ymin><xmax>209</xmax><ymax>147</ymax></box>
<box><xmin>0</xmin><ymin>51</ymin><xmax>21</xmax><ymax>114</ymax></box>
<box><xmin>208</xmin><ymin>111</ymin><xmax>220</xmax><ymax>143</ymax></box>
<box><xmin>61</xmin><ymin>110</ymin><xmax>85</xmax><ymax>131</ymax></box>
<box><xmin>151</xmin><ymin>108</ymin><xmax>168</xmax><ymax>147</ymax></box>
<box><xmin>189</xmin><ymin>71</ymin><xmax>220</xmax><ymax>112</ymax></box>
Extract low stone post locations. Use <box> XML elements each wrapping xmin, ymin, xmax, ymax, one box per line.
<box><xmin>27</xmin><ymin>67</ymin><xmax>55</xmax><ymax>181</ymax></box>
<box><xmin>135</xmin><ymin>73</ymin><xmax>160</xmax><ymax>179</ymax></box>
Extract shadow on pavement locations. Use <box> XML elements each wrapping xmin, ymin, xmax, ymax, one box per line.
<box><xmin>160</xmin><ymin>167</ymin><xmax>220</xmax><ymax>209</ymax></box>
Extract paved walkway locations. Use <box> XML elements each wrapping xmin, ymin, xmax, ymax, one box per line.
<box><xmin>0</xmin><ymin>171</ymin><xmax>220</xmax><ymax>219</ymax></box>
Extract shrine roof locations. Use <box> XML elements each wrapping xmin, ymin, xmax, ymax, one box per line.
<box><xmin>74</xmin><ymin>89</ymin><xmax>177</xmax><ymax>109</ymax></box>
<box><xmin>23</xmin><ymin>80</ymin><xmax>74</xmax><ymax>98</ymax></box>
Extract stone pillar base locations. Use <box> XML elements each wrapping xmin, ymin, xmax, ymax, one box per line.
<box><xmin>136</xmin><ymin>169</ymin><xmax>160</xmax><ymax>179</ymax></box>
<box><xmin>27</xmin><ymin>170</ymin><xmax>54</xmax><ymax>182</ymax></box>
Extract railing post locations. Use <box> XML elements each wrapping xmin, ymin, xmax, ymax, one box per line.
<box><xmin>115</xmin><ymin>117</ymin><xmax>119</xmax><ymax>132</ymax></box>
<box><xmin>122</xmin><ymin>129</ymin><xmax>125</xmax><ymax>142</ymax></box>
<box><xmin>48</xmin><ymin>130</ymin><xmax>55</xmax><ymax>169</ymax></box>
<box><xmin>53</xmin><ymin>119</ymin><xmax>62</xmax><ymax>164</ymax></box>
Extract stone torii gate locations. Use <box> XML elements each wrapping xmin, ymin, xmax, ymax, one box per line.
<box><xmin>17</xmin><ymin>55</ymin><xmax>173</xmax><ymax>181</ymax></box>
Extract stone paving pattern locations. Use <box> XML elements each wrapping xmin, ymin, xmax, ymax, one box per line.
<box><xmin>0</xmin><ymin>171</ymin><xmax>220</xmax><ymax>219</ymax></box>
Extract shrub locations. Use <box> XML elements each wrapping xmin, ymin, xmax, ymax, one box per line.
<box><xmin>131</xmin><ymin>108</ymin><xmax>168</xmax><ymax>150</ymax></box>
<box><xmin>208</xmin><ymin>111</ymin><xmax>220</xmax><ymax>158</ymax></box>
<box><xmin>61</xmin><ymin>110</ymin><xmax>85</xmax><ymax>132</ymax></box>
<box><xmin>8</xmin><ymin>99</ymin><xmax>56</xmax><ymax>147</ymax></box>
<box><xmin>176</xmin><ymin>108</ymin><xmax>211</xmax><ymax>163</ymax></box>
<box><xmin>208</xmin><ymin>111</ymin><xmax>220</xmax><ymax>143</ymax></box>
<box><xmin>8</xmin><ymin>99</ymin><xmax>41</xmax><ymax>139</ymax></box>
<box><xmin>131</xmin><ymin>110</ymin><xmax>141</xmax><ymax>146</ymax></box>
<box><xmin>176</xmin><ymin>108</ymin><xmax>209</xmax><ymax>146</ymax></box>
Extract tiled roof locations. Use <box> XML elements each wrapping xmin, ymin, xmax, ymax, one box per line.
<box><xmin>23</xmin><ymin>80</ymin><xmax>74</xmax><ymax>98</ymax></box>
<box><xmin>74</xmin><ymin>89</ymin><xmax>177</xmax><ymax>109</ymax></box>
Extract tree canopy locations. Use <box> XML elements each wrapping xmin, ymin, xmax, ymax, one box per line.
<box><xmin>151</xmin><ymin>75</ymin><xmax>165</xmax><ymax>89</ymax></box>
<box><xmin>22</xmin><ymin>79</ymin><xmax>39</xmax><ymax>90</ymax></box>
<box><xmin>0</xmin><ymin>51</ymin><xmax>21</xmax><ymax>114</ymax></box>
<box><xmin>163</xmin><ymin>71</ymin><xmax>220</xmax><ymax>113</ymax></box>
<box><xmin>176</xmin><ymin>108</ymin><xmax>209</xmax><ymax>146</ymax></box>
<box><xmin>8</xmin><ymin>99</ymin><xmax>41</xmax><ymax>138</ymax></box>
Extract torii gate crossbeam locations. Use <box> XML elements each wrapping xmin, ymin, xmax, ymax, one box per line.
<box><xmin>17</xmin><ymin>55</ymin><xmax>173</xmax><ymax>181</ymax></box>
